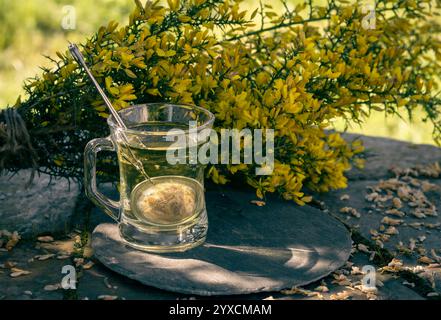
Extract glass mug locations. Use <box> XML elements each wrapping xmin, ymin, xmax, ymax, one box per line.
<box><xmin>84</xmin><ymin>103</ymin><xmax>215</xmax><ymax>252</ymax></box>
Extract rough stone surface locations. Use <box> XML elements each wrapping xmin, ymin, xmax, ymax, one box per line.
<box><xmin>281</xmin><ymin>251</ymin><xmax>425</xmax><ymax>300</ymax></box>
<box><xmin>0</xmin><ymin>243</ymin><xmax>69</xmax><ymax>300</ymax></box>
<box><xmin>0</xmin><ymin>170</ymin><xmax>80</xmax><ymax>238</ymax></box>
<box><xmin>92</xmin><ymin>189</ymin><xmax>353</xmax><ymax>296</ymax></box>
<box><xmin>342</xmin><ymin>133</ymin><xmax>441</xmax><ymax>180</ymax></box>
<box><xmin>311</xmin><ymin>133</ymin><xmax>441</xmax><ymax>299</ymax></box>
<box><xmin>317</xmin><ymin>177</ymin><xmax>441</xmax><ymax>296</ymax></box>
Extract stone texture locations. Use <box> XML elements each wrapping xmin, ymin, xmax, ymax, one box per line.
<box><xmin>78</xmin><ymin>262</ymin><xmax>185</xmax><ymax>300</ymax></box>
<box><xmin>279</xmin><ymin>251</ymin><xmax>424</xmax><ymax>300</ymax></box>
<box><xmin>92</xmin><ymin>189</ymin><xmax>353</xmax><ymax>296</ymax></box>
<box><xmin>317</xmin><ymin>179</ymin><xmax>441</xmax><ymax>296</ymax></box>
<box><xmin>0</xmin><ymin>243</ymin><xmax>69</xmax><ymax>300</ymax></box>
<box><xmin>341</xmin><ymin>133</ymin><xmax>441</xmax><ymax>180</ymax></box>
<box><xmin>0</xmin><ymin>170</ymin><xmax>80</xmax><ymax>238</ymax></box>
<box><xmin>310</xmin><ymin>133</ymin><xmax>441</xmax><ymax>298</ymax></box>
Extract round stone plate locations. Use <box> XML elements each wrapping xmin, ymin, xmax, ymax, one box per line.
<box><xmin>92</xmin><ymin>188</ymin><xmax>352</xmax><ymax>296</ymax></box>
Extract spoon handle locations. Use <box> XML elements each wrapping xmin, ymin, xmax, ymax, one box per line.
<box><xmin>69</xmin><ymin>44</ymin><xmax>127</xmax><ymax>129</ymax></box>
<box><xmin>69</xmin><ymin>43</ymin><xmax>154</xmax><ymax>185</ymax></box>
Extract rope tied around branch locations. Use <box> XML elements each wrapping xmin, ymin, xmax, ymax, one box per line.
<box><xmin>0</xmin><ymin>108</ymin><xmax>38</xmax><ymax>182</ymax></box>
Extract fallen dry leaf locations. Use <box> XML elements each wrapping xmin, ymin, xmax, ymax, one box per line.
<box><xmin>385</xmin><ymin>209</ymin><xmax>405</xmax><ymax>217</ymax></box>
<box><xmin>381</xmin><ymin>217</ymin><xmax>403</xmax><ymax>226</ymax></box>
<box><xmin>357</xmin><ymin>244</ymin><xmax>370</xmax><ymax>253</ymax></box>
<box><xmin>35</xmin><ymin>254</ymin><xmax>56</xmax><ymax>261</ymax></box>
<box><xmin>412</xmin><ymin>210</ymin><xmax>426</xmax><ymax>219</ymax></box>
<box><xmin>5</xmin><ymin>231</ymin><xmax>21</xmax><ymax>251</ymax></box>
<box><xmin>82</xmin><ymin>261</ymin><xmax>95</xmax><ymax>270</ymax></box>
<box><xmin>314</xmin><ymin>285</ymin><xmax>329</xmax><ymax>293</ymax></box>
<box><xmin>44</xmin><ymin>284</ymin><xmax>61</xmax><ymax>291</ymax></box>
<box><xmin>392</xmin><ymin>197</ymin><xmax>402</xmax><ymax>209</ymax></box>
<box><xmin>98</xmin><ymin>295</ymin><xmax>119</xmax><ymax>301</ymax></box>
<box><xmin>431</xmin><ymin>249</ymin><xmax>441</xmax><ymax>263</ymax></box>
<box><xmin>10</xmin><ymin>268</ymin><xmax>31</xmax><ymax>278</ymax></box>
<box><xmin>74</xmin><ymin>258</ymin><xmax>85</xmax><ymax>267</ymax></box>
<box><xmin>330</xmin><ymin>291</ymin><xmax>351</xmax><ymax>300</ymax></box>
<box><xmin>332</xmin><ymin>274</ymin><xmax>352</xmax><ymax>286</ymax></box>
<box><xmin>250</xmin><ymin>200</ymin><xmax>266</xmax><ymax>207</ymax></box>
<box><xmin>418</xmin><ymin>256</ymin><xmax>435</xmax><ymax>265</ymax></box>
<box><xmin>37</xmin><ymin>236</ymin><xmax>54</xmax><ymax>243</ymax></box>
<box><xmin>385</xmin><ymin>226</ymin><xmax>399</xmax><ymax>235</ymax></box>
<box><xmin>340</xmin><ymin>207</ymin><xmax>361</xmax><ymax>218</ymax></box>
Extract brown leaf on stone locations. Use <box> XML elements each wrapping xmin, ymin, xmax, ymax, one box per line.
<box><xmin>44</xmin><ymin>284</ymin><xmax>61</xmax><ymax>291</ymax></box>
<box><xmin>385</xmin><ymin>209</ymin><xmax>405</xmax><ymax>217</ymax></box>
<box><xmin>407</xmin><ymin>222</ymin><xmax>423</xmax><ymax>229</ymax></box>
<box><xmin>2</xmin><ymin>261</ymin><xmax>16</xmax><ymax>269</ymax></box>
<box><xmin>250</xmin><ymin>200</ymin><xmax>266</xmax><ymax>207</ymax></box>
<box><xmin>425</xmin><ymin>223</ymin><xmax>441</xmax><ymax>229</ymax></box>
<box><xmin>381</xmin><ymin>217</ymin><xmax>403</xmax><ymax>226</ymax></box>
<box><xmin>418</xmin><ymin>256</ymin><xmax>435</xmax><ymax>265</ymax></box>
<box><xmin>403</xmin><ymin>281</ymin><xmax>415</xmax><ymax>288</ymax></box>
<box><xmin>37</xmin><ymin>236</ymin><xmax>54</xmax><ymax>243</ymax></box>
<box><xmin>357</xmin><ymin>244</ymin><xmax>370</xmax><ymax>253</ymax></box>
<box><xmin>340</xmin><ymin>207</ymin><xmax>361</xmax><ymax>218</ymax></box>
<box><xmin>409</xmin><ymin>238</ymin><xmax>417</xmax><ymax>251</ymax></box>
<box><xmin>392</xmin><ymin>197</ymin><xmax>402</xmax><ymax>209</ymax></box>
<box><xmin>427</xmin><ymin>292</ymin><xmax>440</xmax><ymax>297</ymax></box>
<box><xmin>35</xmin><ymin>254</ymin><xmax>56</xmax><ymax>261</ymax></box>
<box><xmin>74</xmin><ymin>258</ymin><xmax>84</xmax><ymax>267</ymax></box>
<box><xmin>431</xmin><ymin>249</ymin><xmax>441</xmax><ymax>263</ymax></box>
<box><xmin>314</xmin><ymin>283</ymin><xmax>329</xmax><ymax>293</ymax></box>
<box><xmin>330</xmin><ymin>291</ymin><xmax>351</xmax><ymax>300</ymax></box>
<box><xmin>5</xmin><ymin>231</ymin><xmax>21</xmax><ymax>251</ymax></box>
<box><xmin>332</xmin><ymin>274</ymin><xmax>352</xmax><ymax>286</ymax></box>
<box><xmin>421</xmin><ymin>181</ymin><xmax>439</xmax><ymax>192</ymax></box>
<box><xmin>97</xmin><ymin>295</ymin><xmax>119</xmax><ymax>300</ymax></box>
<box><xmin>10</xmin><ymin>268</ymin><xmax>31</xmax><ymax>278</ymax></box>
<box><xmin>365</xmin><ymin>192</ymin><xmax>379</xmax><ymax>202</ymax></box>
<box><xmin>385</xmin><ymin>226</ymin><xmax>399</xmax><ymax>235</ymax></box>
<box><xmin>82</xmin><ymin>261</ymin><xmax>95</xmax><ymax>270</ymax></box>
<box><xmin>350</xmin><ymin>267</ymin><xmax>364</xmax><ymax>275</ymax></box>
<box><xmin>381</xmin><ymin>258</ymin><xmax>403</xmax><ymax>273</ymax></box>
<box><xmin>412</xmin><ymin>210</ymin><xmax>426</xmax><ymax>219</ymax></box>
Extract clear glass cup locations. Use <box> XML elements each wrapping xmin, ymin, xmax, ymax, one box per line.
<box><xmin>84</xmin><ymin>103</ymin><xmax>215</xmax><ymax>252</ymax></box>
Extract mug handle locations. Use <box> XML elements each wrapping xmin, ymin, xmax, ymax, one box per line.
<box><xmin>84</xmin><ymin>137</ymin><xmax>120</xmax><ymax>222</ymax></box>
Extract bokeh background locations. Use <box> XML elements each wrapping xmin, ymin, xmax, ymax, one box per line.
<box><xmin>0</xmin><ymin>0</ymin><xmax>436</xmax><ymax>145</ymax></box>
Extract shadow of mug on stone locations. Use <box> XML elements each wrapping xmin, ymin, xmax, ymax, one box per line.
<box><xmin>84</xmin><ymin>103</ymin><xmax>215</xmax><ymax>253</ymax></box>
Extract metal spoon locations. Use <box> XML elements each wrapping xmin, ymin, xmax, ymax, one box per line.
<box><xmin>68</xmin><ymin>43</ymin><xmax>153</xmax><ymax>184</ymax></box>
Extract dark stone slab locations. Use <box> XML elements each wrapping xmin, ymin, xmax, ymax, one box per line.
<box><xmin>0</xmin><ymin>243</ymin><xmax>69</xmax><ymax>300</ymax></box>
<box><xmin>92</xmin><ymin>189</ymin><xmax>352</xmax><ymax>296</ymax></box>
<box><xmin>0</xmin><ymin>170</ymin><xmax>80</xmax><ymax>238</ymax></box>
<box><xmin>282</xmin><ymin>251</ymin><xmax>424</xmax><ymax>300</ymax></box>
<box><xmin>317</xmin><ymin>179</ymin><xmax>441</xmax><ymax>296</ymax></box>
<box><xmin>341</xmin><ymin>133</ymin><xmax>441</xmax><ymax>181</ymax></box>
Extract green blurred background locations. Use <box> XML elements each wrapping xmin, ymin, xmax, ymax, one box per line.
<box><xmin>0</xmin><ymin>0</ymin><xmax>436</xmax><ymax>145</ymax></box>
